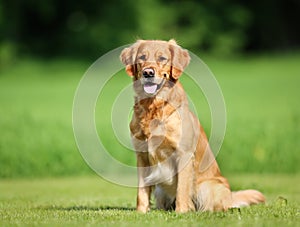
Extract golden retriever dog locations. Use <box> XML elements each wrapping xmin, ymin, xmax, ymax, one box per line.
<box><xmin>120</xmin><ymin>39</ymin><xmax>265</xmax><ymax>213</ymax></box>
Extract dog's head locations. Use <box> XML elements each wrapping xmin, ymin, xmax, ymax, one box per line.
<box><xmin>120</xmin><ymin>39</ymin><xmax>190</xmax><ymax>96</ymax></box>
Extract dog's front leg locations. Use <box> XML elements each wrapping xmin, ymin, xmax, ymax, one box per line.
<box><xmin>175</xmin><ymin>153</ymin><xmax>195</xmax><ymax>213</ymax></box>
<box><xmin>136</xmin><ymin>152</ymin><xmax>151</xmax><ymax>213</ymax></box>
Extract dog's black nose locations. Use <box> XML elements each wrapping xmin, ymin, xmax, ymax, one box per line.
<box><xmin>142</xmin><ymin>68</ymin><xmax>155</xmax><ymax>78</ymax></box>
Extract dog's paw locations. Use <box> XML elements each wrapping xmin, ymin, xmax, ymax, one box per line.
<box><xmin>137</xmin><ymin>205</ymin><xmax>150</xmax><ymax>213</ymax></box>
<box><xmin>175</xmin><ymin>207</ymin><xmax>189</xmax><ymax>213</ymax></box>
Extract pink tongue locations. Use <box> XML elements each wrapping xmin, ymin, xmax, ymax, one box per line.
<box><xmin>144</xmin><ymin>84</ymin><xmax>158</xmax><ymax>94</ymax></box>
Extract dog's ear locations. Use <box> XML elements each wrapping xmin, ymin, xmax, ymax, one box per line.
<box><xmin>168</xmin><ymin>39</ymin><xmax>190</xmax><ymax>80</ymax></box>
<box><xmin>120</xmin><ymin>40</ymin><xmax>144</xmax><ymax>77</ymax></box>
<box><xmin>120</xmin><ymin>47</ymin><xmax>135</xmax><ymax>77</ymax></box>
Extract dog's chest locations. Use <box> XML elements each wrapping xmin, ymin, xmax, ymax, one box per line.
<box><xmin>139</xmin><ymin>101</ymin><xmax>164</xmax><ymax>138</ymax></box>
<box><xmin>145</xmin><ymin>161</ymin><xmax>177</xmax><ymax>186</ymax></box>
<box><xmin>137</xmin><ymin>100</ymin><xmax>179</xmax><ymax>138</ymax></box>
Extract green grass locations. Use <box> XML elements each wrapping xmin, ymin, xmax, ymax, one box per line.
<box><xmin>0</xmin><ymin>174</ymin><xmax>299</xmax><ymax>226</ymax></box>
<box><xmin>0</xmin><ymin>59</ymin><xmax>92</xmax><ymax>177</ymax></box>
<box><xmin>0</xmin><ymin>53</ymin><xmax>300</xmax><ymax>178</ymax></box>
<box><xmin>0</xmin><ymin>55</ymin><xmax>299</xmax><ymax>226</ymax></box>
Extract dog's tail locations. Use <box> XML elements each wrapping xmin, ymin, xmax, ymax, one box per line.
<box><xmin>231</xmin><ymin>189</ymin><xmax>265</xmax><ymax>208</ymax></box>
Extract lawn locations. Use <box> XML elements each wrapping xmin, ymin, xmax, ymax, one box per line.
<box><xmin>0</xmin><ymin>174</ymin><xmax>299</xmax><ymax>226</ymax></box>
<box><xmin>0</xmin><ymin>53</ymin><xmax>299</xmax><ymax>225</ymax></box>
<box><xmin>1</xmin><ymin>54</ymin><xmax>299</xmax><ymax>177</ymax></box>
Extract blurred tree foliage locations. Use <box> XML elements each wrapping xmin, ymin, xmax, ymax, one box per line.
<box><xmin>0</xmin><ymin>0</ymin><xmax>299</xmax><ymax>60</ymax></box>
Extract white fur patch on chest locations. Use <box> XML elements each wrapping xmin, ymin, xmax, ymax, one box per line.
<box><xmin>144</xmin><ymin>162</ymin><xmax>176</xmax><ymax>186</ymax></box>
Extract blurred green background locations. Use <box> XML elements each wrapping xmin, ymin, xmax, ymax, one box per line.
<box><xmin>0</xmin><ymin>0</ymin><xmax>299</xmax><ymax>178</ymax></box>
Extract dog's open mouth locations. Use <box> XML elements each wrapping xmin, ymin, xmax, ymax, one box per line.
<box><xmin>144</xmin><ymin>82</ymin><xmax>158</xmax><ymax>94</ymax></box>
<box><xmin>143</xmin><ymin>80</ymin><xmax>164</xmax><ymax>94</ymax></box>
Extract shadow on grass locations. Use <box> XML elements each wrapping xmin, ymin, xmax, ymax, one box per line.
<box><xmin>42</xmin><ymin>205</ymin><xmax>135</xmax><ymax>211</ymax></box>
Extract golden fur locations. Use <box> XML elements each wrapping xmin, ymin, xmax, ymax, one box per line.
<box><xmin>120</xmin><ymin>39</ymin><xmax>265</xmax><ymax>213</ymax></box>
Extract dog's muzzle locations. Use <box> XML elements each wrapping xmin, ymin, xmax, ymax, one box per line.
<box><xmin>141</xmin><ymin>68</ymin><xmax>165</xmax><ymax>94</ymax></box>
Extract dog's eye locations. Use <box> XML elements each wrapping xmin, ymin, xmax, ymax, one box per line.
<box><xmin>158</xmin><ymin>56</ymin><xmax>167</xmax><ymax>62</ymax></box>
<box><xmin>138</xmin><ymin>55</ymin><xmax>146</xmax><ymax>61</ymax></box>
